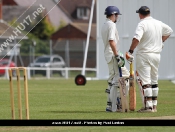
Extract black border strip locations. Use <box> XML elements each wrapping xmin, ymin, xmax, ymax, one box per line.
<box><xmin>0</xmin><ymin>119</ymin><xmax>174</xmax><ymax>126</ymax></box>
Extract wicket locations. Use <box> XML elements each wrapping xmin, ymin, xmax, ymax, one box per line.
<box><xmin>8</xmin><ymin>67</ymin><xmax>29</xmax><ymax>120</ymax></box>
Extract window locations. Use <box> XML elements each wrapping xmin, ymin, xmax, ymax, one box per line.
<box><xmin>53</xmin><ymin>57</ymin><xmax>61</xmax><ymax>62</ymax></box>
<box><xmin>36</xmin><ymin>57</ymin><xmax>50</xmax><ymax>63</ymax></box>
<box><xmin>77</xmin><ymin>7</ymin><xmax>89</xmax><ymax>20</ymax></box>
<box><xmin>0</xmin><ymin>61</ymin><xmax>8</xmax><ymax>66</ymax></box>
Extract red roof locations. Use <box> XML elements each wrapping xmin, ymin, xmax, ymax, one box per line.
<box><xmin>51</xmin><ymin>22</ymin><xmax>96</xmax><ymax>40</ymax></box>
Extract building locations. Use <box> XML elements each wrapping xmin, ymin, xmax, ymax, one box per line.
<box><xmin>51</xmin><ymin>0</ymin><xmax>96</xmax><ymax>67</ymax></box>
<box><xmin>52</xmin><ymin>23</ymin><xmax>96</xmax><ymax>67</ymax></box>
<box><xmin>3</xmin><ymin>0</ymin><xmax>71</xmax><ymax>28</ymax></box>
<box><xmin>2</xmin><ymin>0</ymin><xmax>97</xmax><ymax>68</ymax></box>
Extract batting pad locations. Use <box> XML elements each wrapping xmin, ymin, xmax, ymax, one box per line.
<box><xmin>109</xmin><ymin>86</ymin><xmax>118</xmax><ymax>112</ymax></box>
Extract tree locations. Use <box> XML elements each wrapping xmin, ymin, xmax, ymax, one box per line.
<box><xmin>30</xmin><ymin>15</ymin><xmax>55</xmax><ymax>40</ymax></box>
<box><xmin>57</xmin><ymin>20</ymin><xmax>66</xmax><ymax>30</ymax></box>
<box><xmin>19</xmin><ymin>16</ymin><xmax>55</xmax><ymax>55</ymax></box>
<box><xmin>8</xmin><ymin>16</ymin><xmax>66</xmax><ymax>56</ymax></box>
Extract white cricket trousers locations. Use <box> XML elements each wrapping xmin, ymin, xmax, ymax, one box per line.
<box><xmin>136</xmin><ymin>53</ymin><xmax>160</xmax><ymax>85</ymax></box>
<box><xmin>107</xmin><ymin>57</ymin><xmax>129</xmax><ymax>85</ymax></box>
<box><xmin>107</xmin><ymin>56</ymin><xmax>119</xmax><ymax>86</ymax></box>
<box><xmin>106</xmin><ymin>56</ymin><xmax>130</xmax><ymax>112</ymax></box>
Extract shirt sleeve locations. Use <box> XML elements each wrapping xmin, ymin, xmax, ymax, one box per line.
<box><xmin>161</xmin><ymin>22</ymin><xmax>173</xmax><ymax>36</ymax></box>
<box><xmin>108</xmin><ymin>24</ymin><xmax>116</xmax><ymax>41</ymax></box>
<box><xmin>133</xmin><ymin>22</ymin><xmax>145</xmax><ymax>42</ymax></box>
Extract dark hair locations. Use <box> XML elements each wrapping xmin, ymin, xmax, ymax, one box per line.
<box><xmin>140</xmin><ymin>11</ymin><xmax>150</xmax><ymax>16</ymax></box>
<box><xmin>106</xmin><ymin>13</ymin><xmax>118</xmax><ymax>18</ymax></box>
<box><xmin>136</xmin><ymin>6</ymin><xmax>150</xmax><ymax>15</ymax></box>
<box><xmin>106</xmin><ymin>14</ymin><xmax>112</xmax><ymax>18</ymax></box>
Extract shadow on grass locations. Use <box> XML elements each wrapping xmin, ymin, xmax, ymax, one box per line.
<box><xmin>43</xmin><ymin>110</ymin><xmax>107</xmax><ymax>114</ymax></box>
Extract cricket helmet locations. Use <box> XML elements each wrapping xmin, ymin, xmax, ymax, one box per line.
<box><xmin>104</xmin><ymin>6</ymin><xmax>121</xmax><ymax>15</ymax></box>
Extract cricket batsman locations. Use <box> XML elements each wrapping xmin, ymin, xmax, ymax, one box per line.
<box><xmin>101</xmin><ymin>6</ymin><xmax>129</xmax><ymax>112</ymax></box>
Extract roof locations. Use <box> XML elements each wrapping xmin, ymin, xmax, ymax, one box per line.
<box><xmin>3</xmin><ymin>5</ymin><xmax>45</xmax><ymax>23</ymax></box>
<box><xmin>58</xmin><ymin>0</ymin><xmax>96</xmax><ymax>23</ymax></box>
<box><xmin>0</xmin><ymin>20</ymin><xmax>27</xmax><ymax>39</ymax></box>
<box><xmin>3</xmin><ymin>0</ymin><xmax>96</xmax><ymax>26</ymax></box>
<box><xmin>71</xmin><ymin>23</ymin><xmax>96</xmax><ymax>39</ymax></box>
<box><xmin>12</xmin><ymin>0</ymin><xmax>71</xmax><ymax>27</ymax></box>
<box><xmin>51</xmin><ymin>22</ymin><xmax>96</xmax><ymax>40</ymax></box>
<box><xmin>3</xmin><ymin>0</ymin><xmax>17</xmax><ymax>5</ymax></box>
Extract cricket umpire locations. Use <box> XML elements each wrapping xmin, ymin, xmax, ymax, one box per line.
<box><xmin>101</xmin><ymin>6</ymin><xmax>129</xmax><ymax>112</ymax></box>
<box><xmin>126</xmin><ymin>6</ymin><xmax>173</xmax><ymax>112</ymax></box>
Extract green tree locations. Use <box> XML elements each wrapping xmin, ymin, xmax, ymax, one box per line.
<box><xmin>8</xmin><ymin>16</ymin><xmax>66</xmax><ymax>55</ymax></box>
<box><xmin>19</xmin><ymin>16</ymin><xmax>55</xmax><ymax>55</ymax></box>
<box><xmin>30</xmin><ymin>15</ymin><xmax>55</xmax><ymax>40</ymax></box>
<box><xmin>20</xmin><ymin>33</ymin><xmax>50</xmax><ymax>55</ymax></box>
<box><xmin>57</xmin><ymin>20</ymin><xmax>66</xmax><ymax>30</ymax></box>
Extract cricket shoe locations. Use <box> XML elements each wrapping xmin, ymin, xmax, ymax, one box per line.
<box><xmin>137</xmin><ymin>107</ymin><xmax>154</xmax><ymax>113</ymax></box>
<box><xmin>106</xmin><ymin>108</ymin><xmax>121</xmax><ymax>112</ymax></box>
<box><xmin>116</xmin><ymin>109</ymin><xmax>122</xmax><ymax>112</ymax></box>
<box><xmin>153</xmin><ymin>106</ymin><xmax>157</xmax><ymax>112</ymax></box>
<box><xmin>106</xmin><ymin>106</ymin><xmax>112</xmax><ymax>112</ymax></box>
<box><xmin>117</xmin><ymin>104</ymin><xmax>122</xmax><ymax>110</ymax></box>
<box><xmin>152</xmin><ymin>109</ymin><xmax>157</xmax><ymax>112</ymax></box>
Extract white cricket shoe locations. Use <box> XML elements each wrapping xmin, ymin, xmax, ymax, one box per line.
<box><xmin>137</xmin><ymin>107</ymin><xmax>154</xmax><ymax>113</ymax></box>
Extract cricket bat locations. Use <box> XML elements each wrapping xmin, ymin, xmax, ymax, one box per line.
<box><xmin>135</xmin><ymin>71</ymin><xmax>145</xmax><ymax>107</ymax></box>
<box><xmin>118</xmin><ymin>67</ymin><xmax>129</xmax><ymax>112</ymax></box>
<box><xmin>129</xmin><ymin>62</ymin><xmax>136</xmax><ymax>111</ymax></box>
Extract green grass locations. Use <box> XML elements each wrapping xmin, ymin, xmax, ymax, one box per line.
<box><xmin>30</xmin><ymin>70</ymin><xmax>96</xmax><ymax>78</ymax></box>
<box><xmin>0</xmin><ymin>79</ymin><xmax>175</xmax><ymax>131</ymax></box>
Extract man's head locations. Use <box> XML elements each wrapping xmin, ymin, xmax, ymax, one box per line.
<box><xmin>104</xmin><ymin>6</ymin><xmax>121</xmax><ymax>23</ymax></box>
<box><xmin>136</xmin><ymin>6</ymin><xmax>150</xmax><ymax>19</ymax></box>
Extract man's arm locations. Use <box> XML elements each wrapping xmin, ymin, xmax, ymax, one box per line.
<box><xmin>129</xmin><ymin>38</ymin><xmax>139</xmax><ymax>53</ymax></box>
<box><xmin>126</xmin><ymin>23</ymin><xmax>142</xmax><ymax>63</ymax></box>
<box><xmin>161</xmin><ymin>22</ymin><xmax>173</xmax><ymax>34</ymax></box>
<box><xmin>161</xmin><ymin>22</ymin><xmax>173</xmax><ymax>42</ymax></box>
<box><xmin>109</xmin><ymin>40</ymin><xmax>125</xmax><ymax>67</ymax></box>
<box><xmin>109</xmin><ymin>40</ymin><xmax>118</xmax><ymax>56</ymax></box>
<box><xmin>125</xmin><ymin>38</ymin><xmax>139</xmax><ymax>63</ymax></box>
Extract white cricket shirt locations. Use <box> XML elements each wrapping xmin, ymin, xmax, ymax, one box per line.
<box><xmin>134</xmin><ymin>16</ymin><xmax>173</xmax><ymax>54</ymax></box>
<box><xmin>101</xmin><ymin>18</ymin><xmax>119</xmax><ymax>63</ymax></box>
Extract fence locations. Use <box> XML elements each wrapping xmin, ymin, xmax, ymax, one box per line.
<box><xmin>0</xmin><ymin>67</ymin><xmax>97</xmax><ymax>80</ymax></box>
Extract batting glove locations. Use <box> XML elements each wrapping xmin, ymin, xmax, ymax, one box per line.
<box><xmin>126</xmin><ymin>52</ymin><xmax>134</xmax><ymax>64</ymax></box>
<box><xmin>115</xmin><ymin>55</ymin><xmax>125</xmax><ymax>67</ymax></box>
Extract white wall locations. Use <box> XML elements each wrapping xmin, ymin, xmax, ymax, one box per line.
<box><xmin>96</xmin><ymin>0</ymin><xmax>175</xmax><ymax>80</ymax></box>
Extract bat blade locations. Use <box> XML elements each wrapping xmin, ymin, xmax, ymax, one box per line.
<box><xmin>118</xmin><ymin>67</ymin><xmax>129</xmax><ymax>112</ymax></box>
<box><xmin>119</xmin><ymin>77</ymin><xmax>129</xmax><ymax>112</ymax></box>
<box><xmin>129</xmin><ymin>62</ymin><xmax>136</xmax><ymax>111</ymax></box>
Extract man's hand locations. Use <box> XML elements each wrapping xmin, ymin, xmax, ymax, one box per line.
<box><xmin>162</xmin><ymin>35</ymin><xmax>170</xmax><ymax>42</ymax></box>
<box><xmin>126</xmin><ymin>52</ymin><xmax>134</xmax><ymax>63</ymax></box>
<box><xmin>115</xmin><ymin>55</ymin><xmax>125</xmax><ymax>67</ymax></box>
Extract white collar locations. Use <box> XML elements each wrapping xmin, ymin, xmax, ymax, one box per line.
<box><xmin>106</xmin><ymin>18</ymin><xmax>113</xmax><ymax>22</ymax></box>
<box><xmin>140</xmin><ymin>16</ymin><xmax>153</xmax><ymax>21</ymax></box>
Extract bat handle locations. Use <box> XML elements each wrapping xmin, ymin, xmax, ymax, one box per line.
<box><xmin>130</xmin><ymin>62</ymin><xmax>133</xmax><ymax>75</ymax></box>
<box><xmin>118</xmin><ymin>67</ymin><xmax>122</xmax><ymax>77</ymax></box>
